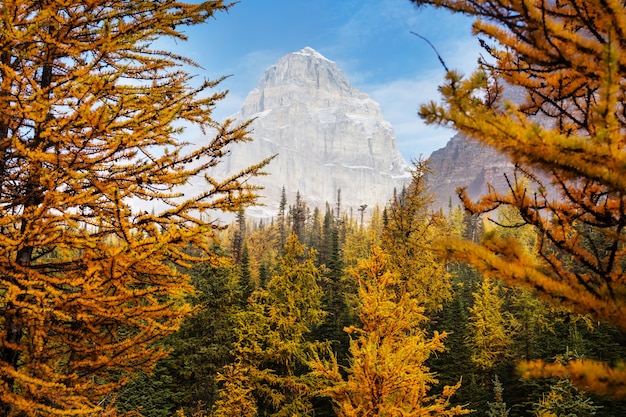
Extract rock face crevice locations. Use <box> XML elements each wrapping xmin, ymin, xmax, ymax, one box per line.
<box><xmin>219</xmin><ymin>47</ymin><xmax>411</xmax><ymax>217</ymax></box>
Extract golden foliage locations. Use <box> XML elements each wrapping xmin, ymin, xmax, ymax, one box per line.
<box><xmin>413</xmin><ymin>0</ymin><xmax>626</xmax><ymax>397</ymax></box>
<box><xmin>311</xmin><ymin>246</ymin><xmax>468</xmax><ymax>416</ymax></box>
<box><xmin>519</xmin><ymin>359</ymin><xmax>626</xmax><ymax>399</ymax></box>
<box><xmin>213</xmin><ymin>235</ymin><xmax>325</xmax><ymax>416</ymax></box>
<box><xmin>0</xmin><ymin>1</ymin><xmax>269</xmax><ymax>415</ymax></box>
<box><xmin>466</xmin><ymin>279</ymin><xmax>515</xmax><ymax>370</ymax></box>
<box><xmin>382</xmin><ymin>160</ymin><xmax>453</xmax><ymax>313</ymax></box>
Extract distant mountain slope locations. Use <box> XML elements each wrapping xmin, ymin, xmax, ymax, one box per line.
<box><xmin>426</xmin><ymin>133</ymin><xmax>515</xmax><ymax>212</ymax></box>
<box><xmin>216</xmin><ymin>47</ymin><xmax>411</xmax><ymax>217</ymax></box>
<box><xmin>426</xmin><ymin>84</ymin><xmax>556</xmax><ymax>213</ymax></box>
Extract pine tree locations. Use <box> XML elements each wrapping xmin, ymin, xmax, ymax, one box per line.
<box><xmin>213</xmin><ymin>234</ymin><xmax>325</xmax><ymax>416</ymax></box>
<box><xmin>429</xmin><ymin>262</ymin><xmax>491</xmax><ymax>412</ymax></box>
<box><xmin>487</xmin><ymin>375</ymin><xmax>509</xmax><ymax>417</ymax></box>
<box><xmin>382</xmin><ymin>159</ymin><xmax>453</xmax><ymax>313</ymax></box>
<box><xmin>412</xmin><ymin>0</ymin><xmax>626</xmax><ymax>397</ymax></box>
<box><xmin>315</xmin><ymin>217</ymin><xmax>355</xmax><ymax>378</ymax></box>
<box><xmin>232</xmin><ymin>210</ymin><xmax>247</xmax><ymax>265</ymax></box>
<box><xmin>467</xmin><ymin>278</ymin><xmax>516</xmax><ymax>372</ymax></box>
<box><xmin>289</xmin><ymin>191</ymin><xmax>307</xmax><ymax>242</ymax></box>
<box><xmin>335</xmin><ymin>189</ymin><xmax>342</xmax><ymax>221</ymax></box>
<box><xmin>277</xmin><ymin>187</ymin><xmax>288</xmax><ymax>251</ymax></box>
<box><xmin>0</xmin><ymin>1</ymin><xmax>270</xmax><ymax>415</ymax></box>
<box><xmin>316</xmin><ymin>203</ymin><xmax>349</xmax><ymax>351</ymax></box>
<box><xmin>534</xmin><ymin>378</ymin><xmax>599</xmax><ymax>417</ymax></box>
<box><xmin>116</xmin><ymin>257</ymin><xmax>242</xmax><ymax>416</ymax></box>
<box><xmin>311</xmin><ymin>246</ymin><xmax>468</xmax><ymax>416</ymax></box>
<box><xmin>320</xmin><ymin>204</ymin><xmax>335</xmax><ymax>267</ymax></box>
<box><xmin>240</xmin><ymin>243</ymin><xmax>254</xmax><ymax>303</ymax></box>
<box><xmin>357</xmin><ymin>204</ymin><xmax>368</xmax><ymax>230</ymax></box>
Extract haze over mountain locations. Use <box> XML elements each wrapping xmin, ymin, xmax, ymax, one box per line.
<box><xmin>426</xmin><ymin>85</ymin><xmax>554</xmax><ymax>212</ymax></box>
<box><xmin>219</xmin><ymin>47</ymin><xmax>411</xmax><ymax>217</ymax></box>
<box><xmin>426</xmin><ymin>133</ymin><xmax>515</xmax><ymax>211</ymax></box>
<box><xmin>214</xmin><ymin>47</ymin><xmax>525</xmax><ymax>217</ymax></box>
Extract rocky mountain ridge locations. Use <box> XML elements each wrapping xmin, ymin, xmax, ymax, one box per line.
<box><xmin>426</xmin><ymin>133</ymin><xmax>515</xmax><ymax>211</ymax></box>
<box><xmin>425</xmin><ymin>84</ymin><xmax>555</xmax><ymax>212</ymax></box>
<box><xmin>219</xmin><ymin>47</ymin><xmax>411</xmax><ymax>217</ymax></box>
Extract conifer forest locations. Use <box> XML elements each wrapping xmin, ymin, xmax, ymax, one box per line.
<box><xmin>1</xmin><ymin>1</ymin><xmax>626</xmax><ymax>416</ymax></box>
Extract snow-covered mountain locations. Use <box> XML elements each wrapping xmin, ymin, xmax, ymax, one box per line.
<box><xmin>218</xmin><ymin>47</ymin><xmax>411</xmax><ymax>217</ymax></box>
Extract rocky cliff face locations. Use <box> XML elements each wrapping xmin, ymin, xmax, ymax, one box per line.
<box><xmin>426</xmin><ymin>133</ymin><xmax>516</xmax><ymax>211</ymax></box>
<box><xmin>426</xmin><ymin>85</ymin><xmax>556</xmax><ymax>213</ymax></box>
<box><xmin>218</xmin><ymin>47</ymin><xmax>411</xmax><ymax>217</ymax></box>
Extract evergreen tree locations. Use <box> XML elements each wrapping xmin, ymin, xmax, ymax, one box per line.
<box><xmin>509</xmin><ymin>287</ymin><xmax>556</xmax><ymax>362</ymax></box>
<box><xmin>487</xmin><ymin>375</ymin><xmax>510</xmax><ymax>417</ymax></box>
<box><xmin>311</xmin><ymin>246</ymin><xmax>468</xmax><ymax>417</ymax></box>
<box><xmin>232</xmin><ymin>209</ymin><xmax>247</xmax><ymax>265</ymax></box>
<box><xmin>413</xmin><ymin>0</ymin><xmax>626</xmax><ymax>396</ymax></box>
<box><xmin>382</xmin><ymin>159</ymin><xmax>453</xmax><ymax>313</ymax></box>
<box><xmin>277</xmin><ymin>187</ymin><xmax>288</xmax><ymax>251</ymax></box>
<box><xmin>213</xmin><ymin>234</ymin><xmax>325</xmax><ymax>416</ymax></box>
<box><xmin>259</xmin><ymin>262</ymin><xmax>270</xmax><ymax>289</ymax></box>
<box><xmin>534</xmin><ymin>379</ymin><xmax>599</xmax><ymax>417</ymax></box>
<box><xmin>320</xmin><ymin>204</ymin><xmax>335</xmax><ymax>267</ymax></box>
<box><xmin>0</xmin><ymin>1</ymin><xmax>269</xmax><ymax>414</ymax></box>
<box><xmin>358</xmin><ymin>204</ymin><xmax>368</xmax><ymax>230</ymax></box>
<box><xmin>290</xmin><ymin>191</ymin><xmax>307</xmax><ymax>242</ymax></box>
<box><xmin>335</xmin><ymin>189</ymin><xmax>342</xmax><ymax>221</ymax></box>
<box><xmin>117</xmin><ymin>254</ymin><xmax>242</xmax><ymax>416</ymax></box>
<box><xmin>315</xmin><ymin>203</ymin><xmax>351</xmax><ymax>368</ymax></box>
<box><xmin>430</xmin><ymin>262</ymin><xmax>492</xmax><ymax>413</ymax></box>
<box><xmin>240</xmin><ymin>243</ymin><xmax>254</xmax><ymax>302</ymax></box>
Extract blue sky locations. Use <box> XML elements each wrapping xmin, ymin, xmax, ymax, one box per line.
<box><xmin>179</xmin><ymin>0</ymin><xmax>482</xmax><ymax>161</ymax></box>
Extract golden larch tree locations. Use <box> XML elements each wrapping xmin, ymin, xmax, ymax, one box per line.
<box><xmin>213</xmin><ymin>234</ymin><xmax>325</xmax><ymax>416</ymax></box>
<box><xmin>311</xmin><ymin>245</ymin><xmax>468</xmax><ymax>417</ymax></box>
<box><xmin>411</xmin><ymin>0</ymin><xmax>626</xmax><ymax>397</ymax></box>
<box><xmin>466</xmin><ymin>278</ymin><xmax>515</xmax><ymax>371</ymax></box>
<box><xmin>382</xmin><ymin>160</ymin><xmax>453</xmax><ymax>313</ymax></box>
<box><xmin>0</xmin><ymin>1</ymin><xmax>268</xmax><ymax>415</ymax></box>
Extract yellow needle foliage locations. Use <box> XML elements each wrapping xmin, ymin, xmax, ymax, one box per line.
<box><xmin>382</xmin><ymin>160</ymin><xmax>454</xmax><ymax>314</ymax></box>
<box><xmin>0</xmin><ymin>1</ymin><xmax>268</xmax><ymax>415</ymax></box>
<box><xmin>466</xmin><ymin>278</ymin><xmax>515</xmax><ymax>371</ymax></box>
<box><xmin>412</xmin><ymin>0</ymin><xmax>626</xmax><ymax>398</ymax></box>
<box><xmin>311</xmin><ymin>246</ymin><xmax>468</xmax><ymax>417</ymax></box>
<box><xmin>213</xmin><ymin>234</ymin><xmax>325</xmax><ymax>416</ymax></box>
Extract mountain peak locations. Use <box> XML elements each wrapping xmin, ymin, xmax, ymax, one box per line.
<box><xmin>254</xmin><ymin>47</ymin><xmax>354</xmax><ymax>104</ymax></box>
<box><xmin>217</xmin><ymin>48</ymin><xmax>410</xmax><ymax>217</ymax></box>
<box><xmin>291</xmin><ymin>46</ymin><xmax>333</xmax><ymax>62</ymax></box>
